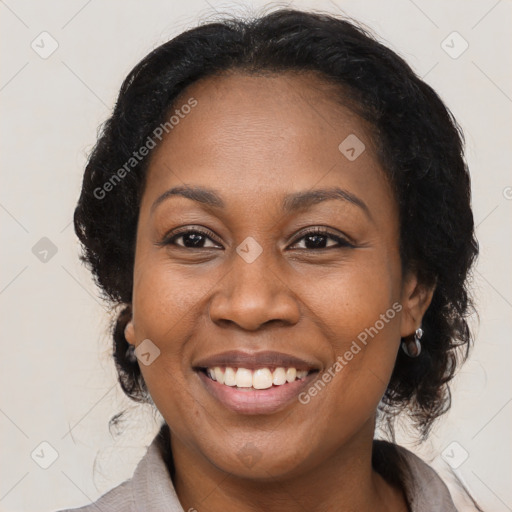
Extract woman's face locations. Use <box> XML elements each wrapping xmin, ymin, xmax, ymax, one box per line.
<box><xmin>126</xmin><ymin>72</ymin><xmax>425</xmax><ymax>479</ymax></box>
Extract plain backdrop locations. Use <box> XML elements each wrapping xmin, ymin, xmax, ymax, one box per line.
<box><xmin>1</xmin><ymin>1</ymin><xmax>511</xmax><ymax>511</ymax></box>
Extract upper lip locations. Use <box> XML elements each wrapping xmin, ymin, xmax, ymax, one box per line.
<box><xmin>193</xmin><ymin>350</ymin><xmax>320</xmax><ymax>371</ymax></box>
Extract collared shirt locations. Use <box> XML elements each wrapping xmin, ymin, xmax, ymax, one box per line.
<box><xmin>57</xmin><ymin>424</ymin><xmax>458</xmax><ymax>512</ymax></box>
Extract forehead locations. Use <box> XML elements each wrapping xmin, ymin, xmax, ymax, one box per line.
<box><xmin>142</xmin><ymin>71</ymin><xmax>393</xmax><ymax>218</ymax></box>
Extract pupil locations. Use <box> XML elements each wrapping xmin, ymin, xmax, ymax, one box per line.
<box><xmin>306</xmin><ymin>235</ymin><xmax>326</xmax><ymax>249</ymax></box>
<box><xmin>184</xmin><ymin>233</ymin><xmax>204</xmax><ymax>247</ymax></box>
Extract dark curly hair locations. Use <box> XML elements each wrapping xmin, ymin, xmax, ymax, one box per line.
<box><xmin>74</xmin><ymin>8</ymin><xmax>478</xmax><ymax>440</ymax></box>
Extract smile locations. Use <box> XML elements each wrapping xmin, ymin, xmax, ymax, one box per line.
<box><xmin>193</xmin><ymin>350</ymin><xmax>321</xmax><ymax>414</ymax></box>
<box><xmin>205</xmin><ymin>366</ymin><xmax>310</xmax><ymax>389</ymax></box>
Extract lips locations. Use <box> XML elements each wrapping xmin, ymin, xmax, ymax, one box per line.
<box><xmin>193</xmin><ymin>350</ymin><xmax>320</xmax><ymax>372</ymax></box>
<box><xmin>193</xmin><ymin>350</ymin><xmax>321</xmax><ymax>414</ymax></box>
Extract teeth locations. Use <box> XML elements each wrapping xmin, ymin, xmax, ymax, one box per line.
<box><xmin>272</xmin><ymin>367</ymin><xmax>287</xmax><ymax>385</ymax></box>
<box><xmin>235</xmin><ymin>368</ymin><xmax>253</xmax><ymax>388</ymax></box>
<box><xmin>214</xmin><ymin>367</ymin><xmax>224</xmax><ymax>384</ymax></box>
<box><xmin>224</xmin><ymin>367</ymin><xmax>236</xmax><ymax>386</ymax></box>
<box><xmin>253</xmin><ymin>368</ymin><xmax>273</xmax><ymax>389</ymax></box>
<box><xmin>205</xmin><ymin>366</ymin><xmax>310</xmax><ymax>389</ymax></box>
<box><xmin>286</xmin><ymin>368</ymin><xmax>297</xmax><ymax>383</ymax></box>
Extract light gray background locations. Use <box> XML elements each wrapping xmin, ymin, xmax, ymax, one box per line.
<box><xmin>1</xmin><ymin>1</ymin><xmax>511</xmax><ymax>511</ymax></box>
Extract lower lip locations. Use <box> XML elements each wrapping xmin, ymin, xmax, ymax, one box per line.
<box><xmin>197</xmin><ymin>370</ymin><xmax>318</xmax><ymax>415</ymax></box>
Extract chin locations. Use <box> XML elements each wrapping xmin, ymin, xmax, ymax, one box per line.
<box><xmin>198</xmin><ymin>433</ymin><xmax>314</xmax><ymax>481</ymax></box>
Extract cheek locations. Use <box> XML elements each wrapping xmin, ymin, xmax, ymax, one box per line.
<box><xmin>132</xmin><ymin>252</ymin><xmax>215</xmax><ymax>340</ymax></box>
<box><xmin>130</xmin><ymin>255</ymin><xmax>208</xmax><ymax>391</ymax></box>
<box><xmin>131</xmin><ymin>260</ymin><xmax>209</xmax><ymax>422</ymax></box>
<box><xmin>307</xmin><ymin>250</ymin><xmax>401</xmax><ymax>345</ymax></box>
<box><xmin>300</xmin><ymin>254</ymin><xmax>402</xmax><ymax>412</ymax></box>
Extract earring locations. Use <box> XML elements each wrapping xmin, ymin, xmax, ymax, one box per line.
<box><xmin>126</xmin><ymin>344</ymin><xmax>137</xmax><ymax>363</ymax></box>
<box><xmin>401</xmin><ymin>327</ymin><xmax>423</xmax><ymax>358</ymax></box>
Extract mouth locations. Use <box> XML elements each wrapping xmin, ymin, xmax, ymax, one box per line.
<box><xmin>201</xmin><ymin>366</ymin><xmax>313</xmax><ymax>388</ymax></box>
<box><xmin>193</xmin><ymin>351</ymin><xmax>321</xmax><ymax>414</ymax></box>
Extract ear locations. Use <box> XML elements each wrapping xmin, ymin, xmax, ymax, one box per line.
<box><xmin>399</xmin><ymin>271</ymin><xmax>435</xmax><ymax>338</ymax></box>
<box><xmin>124</xmin><ymin>318</ymin><xmax>136</xmax><ymax>345</ymax></box>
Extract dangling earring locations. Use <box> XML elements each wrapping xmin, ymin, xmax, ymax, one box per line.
<box><xmin>126</xmin><ymin>344</ymin><xmax>137</xmax><ymax>363</ymax></box>
<box><xmin>401</xmin><ymin>327</ymin><xmax>423</xmax><ymax>357</ymax></box>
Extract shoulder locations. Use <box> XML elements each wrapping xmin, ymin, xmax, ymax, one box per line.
<box><xmin>55</xmin><ymin>479</ymin><xmax>134</xmax><ymax>512</ymax></box>
<box><xmin>373</xmin><ymin>439</ymin><xmax>458</xmax><ymax>512</ymax></box>
<box><xmin>55</xmin><ymin>424</ymin><xmax>183</xmax><ymax>512</ymax></box>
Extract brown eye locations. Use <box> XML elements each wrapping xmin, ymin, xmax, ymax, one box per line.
<box><xmin>290</xmin><ymin>228</ymin><xmax>354</xmax><ymax>250</ymax></box>
<box><xmin>160</xmin><ymin>227</ymin><xmax>222</xmax><ymax>249</ymax></box>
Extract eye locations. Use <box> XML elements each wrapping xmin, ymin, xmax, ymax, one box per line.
<box><xmin>158</xmin><ymin>226</ymin><xmax>354</xmax><ymax>251</ymax></box>
<box><xmin>289</xmin><ymin>227</ymin><xmax>355</xmax><ymax>250</ymax></box>
<box><xmin>159</xmin><ymin>227</ymin><xmax>222</xmax><ymax>249</ymax></box>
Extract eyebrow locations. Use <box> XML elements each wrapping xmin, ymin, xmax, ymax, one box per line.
<box><xmin>150</xmin><ymin>185</ymin><xmax>372</xmax><ymax>219</ymax></box>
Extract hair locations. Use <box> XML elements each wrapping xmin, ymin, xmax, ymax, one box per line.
<box><xmin>74</xmin><ymin>8</ymin><xmax>478</xmax><ymax>441</ymax></box>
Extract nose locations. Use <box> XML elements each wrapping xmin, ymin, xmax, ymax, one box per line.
<box><xmin>208</xmin><ymin>248</ymin><xmax>301</xmax><ymax>331</ymax></box>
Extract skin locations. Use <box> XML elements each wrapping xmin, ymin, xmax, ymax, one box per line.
<box><xmin>125</xmin><ymin>71</ymin><xmax>434</xmax><ymax>511</ymax></box>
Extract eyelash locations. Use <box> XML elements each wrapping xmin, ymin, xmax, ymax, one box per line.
<box><xmin>158</xmin><ymin>226</ymin><xmax>355</xmax><ymax>251</ymax></box>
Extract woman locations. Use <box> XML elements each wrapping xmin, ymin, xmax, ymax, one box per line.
<box><xmin>60</xmin><ymin>8</ymin><xmax>479</xmax><ymax>512</ymax></box>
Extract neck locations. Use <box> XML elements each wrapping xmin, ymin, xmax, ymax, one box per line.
<box><xmin>169</xmin><ymin>418</ymin><xmax>407</xmax><ymax>512</ymax></box>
